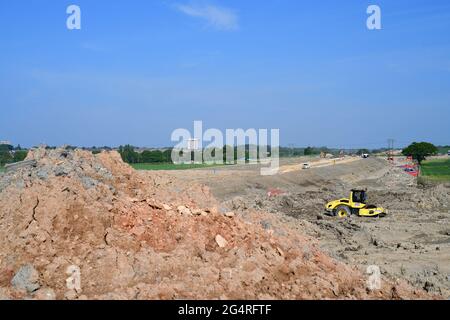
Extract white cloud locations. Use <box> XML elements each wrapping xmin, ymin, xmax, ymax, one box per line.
<box><xmin>174</xmin><ymin>2</ymin><xmax>239</xmax><ymax>31</ymax></box>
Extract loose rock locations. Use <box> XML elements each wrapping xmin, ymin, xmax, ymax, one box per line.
<box><xmin>11</xmin><ymin>265</ymin><xmax>40</xmax><ymax>293</ymax></box>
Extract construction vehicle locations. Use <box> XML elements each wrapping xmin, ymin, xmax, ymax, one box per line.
<box><xmin>325</xmin><ymin>189</ymin><xmax>387</xmax><ymax>218</ymax></box>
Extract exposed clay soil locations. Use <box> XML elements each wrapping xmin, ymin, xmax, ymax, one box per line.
<box><xmin>0</xmin><ymin>149</ymin><xmax>434</xmax><ymax>300</ymax></box>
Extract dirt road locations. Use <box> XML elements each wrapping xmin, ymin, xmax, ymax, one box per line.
<box><xmin>279</xmin><ymin>156</ymin><xmax>363</xmax><ymax>173</ymax></box>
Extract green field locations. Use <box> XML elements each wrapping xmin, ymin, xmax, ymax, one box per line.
<box><xmin>0</xmin><ymin>166</ymin><xmax>4</xmax><ymax>173</ymax></box>
<box><xmin>131</xmin><ymin>163</ymin><xmax>225</xmax><ymax>171</ymax></box>
<box><xmin>421</xmin><ymin>158</ymin><xmax>450</xmax><ymax>181</ymax></box>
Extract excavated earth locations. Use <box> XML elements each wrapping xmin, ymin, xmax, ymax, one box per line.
<box><xmin>0</xmin><ymin>148</ymin><xmax>434</xmax><ymax>300</ymax></box>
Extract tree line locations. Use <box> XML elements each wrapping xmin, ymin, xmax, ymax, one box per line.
<box><xmin>0</xmin><ymin>145</ymin><xmax>28</xmax><ymax>166</ymax></box>
<box><xmin>118</xmin><ymin>145</ymin><xmax>173</xmax><ymax>164</ymax></box>
<box><xmin>118</xmin><ymin>145</ymin><xmax>276</xmax><ymax>164</ymax></box>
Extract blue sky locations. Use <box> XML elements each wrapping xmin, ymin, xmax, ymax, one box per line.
<box><xmin>0</xmin><ymin>0</ymin><xmax>449</xmax><ymax>148</ymax></box>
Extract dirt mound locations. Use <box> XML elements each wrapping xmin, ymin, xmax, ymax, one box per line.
<box><xmin>0</xmin><ymin>148</ymin><xmax>431</xmax><ymax>300</ymax></box>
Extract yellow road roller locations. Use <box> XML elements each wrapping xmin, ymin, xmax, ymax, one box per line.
<box><xmin>325</xmin><ymin>189</ymin><xmax>387</xmax><ymax>218</ymax></box>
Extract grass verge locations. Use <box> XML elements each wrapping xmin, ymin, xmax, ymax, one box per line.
<box><xmin>420</xmin><ymin>158</ymin><xmax>450</xmax><ymax>182</ymax></box>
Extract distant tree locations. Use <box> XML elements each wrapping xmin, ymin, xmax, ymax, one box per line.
<box><xmin>119</xmin><ymin>145</ymin><xmax>141</xmax><ymax>164</ymax></box>
<box><xmin>13</xmin><ymin>150</ymin><xmax>28</xmax><ymax>163</ymax></box>
<box><xmin>303</xmin><ymin>147</ymin><xmax>311</xmax><ymax>156</ymax></box>
<box><xmin>141</xmin><ymin>150</ymin><xmax>164</xmax><ymax>163</ymax></box>
<box><xmin>402</xmin><ymin>142</ymin><xmax>438</xmax><ymax>164</ymax></box>
<box><xmin>162</xmin><ymin>149</ymin><xmax>173</xmax><ymax>163</ymax></box>
<box><xmin>304</xmin><ymin>147</ymin><xmax>316</xmax><ymax>156</ymax></box>
<box><xmin>219</xmin><ymin>145</ymin><xmax>238</xmax><ymax>163</ymax></box>
<box><xmin>0</xmin><ymin>151</ymin><xmax>13</xmax><ymax>166</ymax></box>
<box><xmin>0</xmin><ymin>144</ymin><xmax>13</xmax><ymax>152</ymax></box>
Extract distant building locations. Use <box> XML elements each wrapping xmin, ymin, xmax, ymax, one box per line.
<box><xmin>0</xmin><ymin>140</ymin><xmax>11</xmax><ymax>146</ymax></box>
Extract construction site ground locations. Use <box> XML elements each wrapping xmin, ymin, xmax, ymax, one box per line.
<box><xmin>0</xmin><ymin>149</ymin><xmax>448</xmax><ymax>300</ymax></box>
<box><xmin>165</xmin><ymin>156</ymin><xmax>450</xmax><ymax>298</ymax></box>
